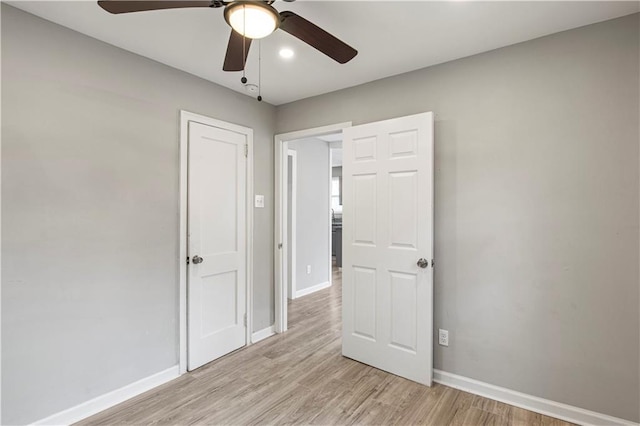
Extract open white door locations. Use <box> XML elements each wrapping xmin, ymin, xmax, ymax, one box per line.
<box><xmin>188</xmin><ymin>121</ymin><xmax>247</xmax><ymax>371</ymax></box>
<box><xmin>342</xmin><ymin>112</ymin><xmax>434</xmax><ymax>385</ymax></box>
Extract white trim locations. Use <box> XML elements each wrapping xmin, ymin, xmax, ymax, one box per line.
<box><xmin>245</xmin><ymin>123</ymin><xmax>255</xmax><ymax>348</ymax></box>
<box><xmin>295</xmin><ymin>281</ymin><xmax>331</xmax><ymax>299</ymax></box>
<box><xmin>0</xmin><ymin>14</ymin><xmax>3</xmax><ymax>418</ymax></box>
<box><xmin>327</xmin><ymin>148</ymin><xmax>333</xmax><ymax>288</ymax></box>
<box><xmin>251</xmin><ymin>325</ymin><xmax>276</xmax><ymax>343</ymax></box>
<box><xmin>274</xmin><ymin>122</ymin><xmax>351</xmax><ymax>333</ymax></box>
<box><xmin>286</xmin><ymin>150</ymin><xmax>297</xmax><ymax>300</ymax></box>
<box><xmin>179</xmin><ymin>110</ymin><xmax>254</xmax><ymax>374</ymax></box>
<box><xmin>178</xmin><ymin>112</ymin><xmax>188</xmax><ymax>375</ymax></box>
<box><xmin>32</xmin><ymin>366</ymin><xmax>180</xmax><ymax>426</ymax></box>
<box><xmin>433</xmin><ymin>370</ymin><xmax>639</xmax><ymax>426</ymax></box>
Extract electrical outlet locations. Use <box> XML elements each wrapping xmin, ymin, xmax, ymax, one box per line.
<box><xmin>438</xmin><ymin>329</ymin><xmax>449</xmax><ymax>347</ymax></box>
<box><xmin>306</xmin><ymin>265</ymin><xmax>311</xmax><ymax>274</ymax></box>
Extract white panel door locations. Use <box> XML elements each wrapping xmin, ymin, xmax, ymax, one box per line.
<box><xmin>188</xmin><ymin>121</ymin><xmax>247</xmax><ymax>371</ymax></box>
<box><xmin>342</xmin><ymin>112</ymin><xmax>434</xmax><ymax>385</ymax></box>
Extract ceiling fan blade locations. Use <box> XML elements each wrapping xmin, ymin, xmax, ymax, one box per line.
<box><xmin>97</xmin><ymin>1</ymin><xmax>212</xmax><ymax>14</ymax></box>
<box><xmin>279</xmin><ymin>11</ymin><xmax>357</xmax><ymax>64</ymax></box>
<box><xmin>223</xmin><ymin>30</ymin><xmax>252</xmax><ymax>72</ymax></box>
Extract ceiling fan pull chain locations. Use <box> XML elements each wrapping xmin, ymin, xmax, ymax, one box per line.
<box><xmin>240</xmin><ymin>4</ymin><xmax>247</xmax><ymax>84</ymax></box>
<box><xmin>257</xmin><ymin>39</ymin><xmax>263</xmax><ymax>102</ymax></box>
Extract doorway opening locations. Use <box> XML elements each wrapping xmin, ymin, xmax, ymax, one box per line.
<box><xmin>275</xmin><ymin>112</ymin><xmax>434</xmax><ymax>385</ymax></box>
<box><xmin>275</xmin><ymin>122</ymin><xmax>351</xmax><ymax>332</ymax></box>
<box><xmin>285</xmin><ymin>136</ymin><xmax>342</xmax><ymax>302</ymax></box>
<box><xmin>329</xmin><ymin>140</ymin><xmax>343</xmax><ymax>273</ymax></box>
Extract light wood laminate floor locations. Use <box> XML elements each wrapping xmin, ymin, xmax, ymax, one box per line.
<box><xmin>79</xmin><ymin>265</ymin><xmax>572</xmax><ymax>426</ymax></box>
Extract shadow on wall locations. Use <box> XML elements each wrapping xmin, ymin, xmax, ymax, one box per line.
<box><xmin>433</xmin><ymin>118</ymin><xmax>457</xmax><ymax>371</ymax></box>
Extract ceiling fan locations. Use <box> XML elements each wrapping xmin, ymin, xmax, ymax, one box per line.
<box><xmin>97</xmin><ymin>0</ymin><xmax>358</xmax><ymax>72</ymax></box>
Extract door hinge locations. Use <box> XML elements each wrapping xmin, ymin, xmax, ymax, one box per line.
<box><xmin>245</xmin><ymin>144</ymin><xmax>248</xmax><ymax>157</ymax></box>
<box><xmin>243</xmin><ymin>313</ymin><xmax>247</xmax><ymax>326</ymax></box>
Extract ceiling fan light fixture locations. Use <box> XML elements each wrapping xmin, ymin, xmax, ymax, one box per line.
<box><xmin>224</xmin><ymin>1</ymin><xmax>279</xmax><ymax>40</ymax></box>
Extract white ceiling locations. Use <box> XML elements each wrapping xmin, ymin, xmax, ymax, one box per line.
<box><xmin>8</xmin><ymin>1</ymin><xmax>639</xmax><ymax>105</ymax></box>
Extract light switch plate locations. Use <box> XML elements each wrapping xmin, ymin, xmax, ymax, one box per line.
<box><xmin>255</xmin><ymin>195</ymin><xmax>264</xmax><ymax>208</ymax></box>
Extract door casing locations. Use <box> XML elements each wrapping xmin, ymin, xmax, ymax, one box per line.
<box><xmin>287</xmin><ymin>149</ymin><xmax>297</xmax><ymax>300</ymax></box>
<box><xmin>179</xmin><ymin>110</ymin><xmax>254</xmax><ymax>374</ymax></box>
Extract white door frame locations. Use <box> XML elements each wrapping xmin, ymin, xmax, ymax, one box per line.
<box><xmin>179</xmin><ymin>110</ymin><xmax>254</xmax><ymax>374</ymax></box>
<box><xmin>287</xmin><ymin>149</ymin><xmax>297</xmax><ymax>300</ymax></box>
<box><xmin>274</xmin><ymin>122</ymin><xmax>351</xmax><ymax>333</ymax></box>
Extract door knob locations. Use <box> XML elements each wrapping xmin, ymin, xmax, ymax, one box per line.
<box><xmin>192</xmin><ymin>255</ymin><xmax>204</xmax><ymax>265</ymax></box>
<box><xmin>417</xmin><ymin>258</ymin><xmax>429</xmax><ymax>269</ymax></box>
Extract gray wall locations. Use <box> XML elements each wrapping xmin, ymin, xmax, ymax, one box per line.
<box><xmin>277</xmin><ymin>14</ymin><xmax>640</xmax><ymax>422</ymax></box>
<box><xmin>1</xmin><ymin>5</ymin><xmax>275</xmax><ymax>424</ymax></box>
<box><xmin>2</xmin><ymin>4</ymin><xmax>638</xmax><ymax>424</ymax></box>
<box><xmin>288</xmin><ymin>139</ymin><xmax>331</xmax><ymax>294</ymax></box>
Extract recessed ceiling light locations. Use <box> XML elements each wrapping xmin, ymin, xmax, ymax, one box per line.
<box><xmin>279</xmin><ymin>48</ymin><xmax>294</xmax><ymax>59</ymax></box>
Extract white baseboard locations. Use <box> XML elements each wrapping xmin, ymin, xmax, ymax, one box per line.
<box><xmin>433</xmin><ymin>369</ymin><xmax>638</xmax><ymax>426</ymax></box>
<box><xmin>295</xmin><ymin>281</ymin><xmax>330</xmax><ymax>298</ymax></box>
<box><xmin>252</xmin><ymin>325</ymin><xmax>276</xmax><ymax>343</ymax></box>
<box><xmin>33</xmin><ymin>365</ymin><xmax>180</xmax><ymax>426</ymax></box>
